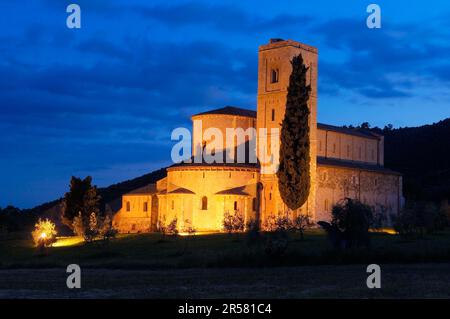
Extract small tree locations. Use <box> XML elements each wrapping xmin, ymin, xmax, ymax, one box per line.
<box><xmin>331</xmin><ymin>198</ymin><xmax>373</xmax><ymax>248</ymax></box>
<box><xmin>167</xmin><ymin>217</ymin><xmax>178</xmax><ymax>237</ymax></box>
<box><xmin>291</xmin><ymin>214</ymin><xmax>312</xmax><ymax>240</ymax></box>
<box><xmin>277</xmin><ymin>54</ymin><xmax>311</xmax><ymax>211</ymax></box>
<box><xmin>394</xmin><ymin>201</ymin><xmax>442</xmax><ymax>239</ymax></box>
<box><xmin>32</xmin><ymin>219</ymin><xmax>57</xmax><ymax>248</ymax></box>
<box><xmin>223</xmin><ymin>210</ymin><xmax>245</xmax><ymax>234</ymax></box>
<box><xmin>99</xmin><ymin>215</ymin><xmax>118</xmax><ymax>242</ymax></box>
<box><xmin>182</xmin><ymin>219</ymin><xmax>196</xmax><ymax>236</ymax></box>
<box><xmin>62</xmin><ymin>176</ymin><xmax>101</xmax><ymax>233</ymax></box>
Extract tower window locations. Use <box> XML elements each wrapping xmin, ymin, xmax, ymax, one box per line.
<box><xmin>143</xmin><ymin>202</ymin><xmax>148</xmax><ymax>212</ymax></box>
<box><xmin>234</xmin><ymin>201</ymin><xmax>238</xmax><ymax>211</ymax></box>
<box><xmin>270</xmin><ymin>68</ymin><xmax>279</xmax><ymax>83</ymax></box>
<box><xmin>271</xmin><ymin>109</ymin><xmax>275</xmax><ymax>121</ymax></box>
<box><xmin>201</xmin><ymin>196</ymin><xmax>208</xmax><ymax>210</ymax></box>
<box><xmin>126</xmin><ymin>201</ymin><xmax>130</xmax><ymax>212</ymax></box>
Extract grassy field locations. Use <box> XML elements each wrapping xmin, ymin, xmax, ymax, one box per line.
<box><xmin>1</xmin><ymin>230</ymin><xmax>450</xmax><ymax>298</ymax></box>
<box><xmin>1</xmin><ymin>229</ymin><xmax>450</xmax><ymax>269</ymax></box>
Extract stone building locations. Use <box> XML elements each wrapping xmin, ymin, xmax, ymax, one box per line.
<box><xmin>113</xmin><ymin>39</ymin><xmax>403</xmax><ymax>233</ymax></box>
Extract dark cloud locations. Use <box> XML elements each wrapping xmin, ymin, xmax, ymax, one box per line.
<box><xmin>311</xmin><ymin>18</ymin><xmax>450</xmax><ymax>99</ymax></box>
<box><xmin>134</xmin><ymin>2</ymin><xmax>313</xmax><ymax>32</ymax></box>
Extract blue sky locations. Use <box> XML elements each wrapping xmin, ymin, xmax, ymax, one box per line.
<box><xmin>1</xmin><ymin>0</ymin><xmax>449</xmax><ymax>208</ymax></box>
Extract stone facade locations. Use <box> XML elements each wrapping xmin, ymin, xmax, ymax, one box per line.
<box><xmin>113</xmin><ymin>39</ymin><xmax>403</xmax><ymax>233</ymax></box>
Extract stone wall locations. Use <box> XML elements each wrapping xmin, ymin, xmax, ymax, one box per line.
<box><xmin>315</xmin><ymin>164</ymin><xmax>402</xmax><ymax>224</ymax></box>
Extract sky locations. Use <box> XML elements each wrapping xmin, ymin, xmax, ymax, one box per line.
<box><xmin>0</xmin><ymin>0</ymin><xmax>449</xmax><ymax>208</ymax></box>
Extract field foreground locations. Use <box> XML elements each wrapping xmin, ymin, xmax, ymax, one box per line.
<box><xmin>1</xmin><ymin>231</ymin><xmax>450</xmax><ymax>298</ymax></box>
<box><xmin>1</xmin><ymin>264</ymin><xmax>449</xmax><ymax>298</ymax></box>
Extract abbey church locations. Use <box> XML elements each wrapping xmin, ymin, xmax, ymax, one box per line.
<box><xmin>113</xmin><ymin>39</ymin><xmax>403</xmax><ymax>233</ymax></box>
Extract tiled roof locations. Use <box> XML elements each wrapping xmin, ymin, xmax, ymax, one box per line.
<box><xmin>317</xmin><ymin>157</ymin><xmax>401</xmax><ymax>175</ymax></box>
<box><xmin>192</xmin><ymin>106</ymin><xmax>256</xmax><ymax>118</ymax></box>
<box><xmin>317</xmin><ymin>123</ymin><xmax>381</xmax><ymax>140</ymax></box>
<box><xmin>215</xmin><ymin>186</ymin><xmax>249</xmax><ymax>196</ymax></box>
<box><xmin>126</xmin><ymin>184</ymin><xmax>157</xmax><ymax>195</ymax></box>
<box><xmin>167</xmin><ymin>187</ymin><xmax>195</xmax><ymax>194</ymax></box>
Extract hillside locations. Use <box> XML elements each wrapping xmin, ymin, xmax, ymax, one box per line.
<box><xmin>370</xmin><ymin>118</ymin><xmax>450</xmax><ymax>201</ymax></box>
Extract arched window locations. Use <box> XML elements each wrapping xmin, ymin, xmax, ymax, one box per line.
<box><xmin>234</xmin><ymin>201</ymin><xmax>238</xmax><ymax>211</ymax></box>
<box><xmin>143</xmin><ymin>202</ymin><xmax>148</xmax><ymax>212</ymax></box>
<box><xmin>201</xmin><ymin>196</ymin><xmax>208</xmax><ymax>210</ymax></box>
<box><xmin>171</xmin><ymin>200</ymin><xmax>174</xmax><ymax>210</ymax></box>
<box><xmin>324</xmin><ymin>199</ymin><xmax>329</xmax><ymax>211</ymax></box>
<box><xmin>126</xmin><ymin>201</ymin><xmax>130</xmax><ymax>212</ymax></box>
<box><xmin>271</xmin><ymin>68</ymin><xmax>279</xmax><ymax>83</ymax></box>
<box><xmin>271</xmin><ymin>109</ymin><xmax>275</xmax><ymax>121</ymax></box>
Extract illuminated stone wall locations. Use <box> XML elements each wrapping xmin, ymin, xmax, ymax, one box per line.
<box><xmin>191</xmin><ymin>113</ymin><xmax>256</xmax><ymax>158</ymax></box>
<box><xmin>113</xmin><ymin>194</ymin><xmax>153</xmax><ymax>233</ymax></box>
<box><xmin>315</xmin><ymin>164</ymin><xmax>403</xmax><ymax>224</ymax></box>
<box><xmin>317</xmin><ymin>129</ymin><xmax>381</xmax><ymax>164</ymax></box>
<box><xmin>158</xmin><ymin>166</ymin><xmax>259</xmax><ymax>232</ymax></box>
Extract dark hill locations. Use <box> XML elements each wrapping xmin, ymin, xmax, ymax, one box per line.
<box><xmin>370</xmin><ymin>118</ymin><xmax>450</xmax><ymax>201</ymax></box>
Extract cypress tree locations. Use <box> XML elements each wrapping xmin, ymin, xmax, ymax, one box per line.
<box><xmin>277</xmin><ymin>54</ymin><xmax>311</xmax><ymax>210</ymax></box>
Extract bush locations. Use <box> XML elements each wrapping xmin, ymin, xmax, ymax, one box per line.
<box><xmin>331</xmin><ymin>198</ymin><xmax>373</xmax><ymax>248</ymax></box>
<box><xmin>167</xmin><ymin>218</ymin><xmax>179</xmax><ymax>237</ymax></box>
<box><xmin>223</xmin><ymin>211</ymin><xmax>245</xmax><ymax>234</ymax></box>
<box><xmin>32</xmin><ymin>218</ymin><xmax>57</xmax><ymax>248</ymax></box>
<box><xmin>394</xmin><ymin>201</ymin><xmax>443</xmax><ymax>238</ymax></box>
<box><xmin>263</xmin><ymin>214</ymin><xmax>291</xmax><ymax>232</ymax></box>
<box><xmin>99</xmin><ymin>215</ymin><xmax>118</xmax><ymax>241</ymax></box>
<box><xmin>291</xmin><ymin>214</ymin><xmax>313</xmax><ymax>240</ymax></box>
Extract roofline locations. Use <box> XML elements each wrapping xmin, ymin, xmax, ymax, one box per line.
<box><xmin>167</xmin><ymin>164</ymin><xmax>259</xmax><ymax>172</ymax></box>
<box><xmin>191</xmin><ymin>106</ymin><xmax>256</xmax><ymax>119</ymax></box>
<box><xmin>259</xmin><ymin>39</ymin><xmax>318</xmax><ymax>54</ymax></box>
<box><xmin>317</xmin><ymin>157</ymin><xmax>402</xmax><ymax>175</ymax></box>
<box><xmin>317</xmin><ymin>123</ymin><xmax>381</xmax><ymax>140</ymax></box>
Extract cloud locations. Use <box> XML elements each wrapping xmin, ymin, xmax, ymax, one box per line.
<box><xmin>134</xmin><ymin>2</ymin><xmax>313</xmax><ymax>32</ymax></box>
<box><xmin>311</xmin><ymin>18</ymin><xmax>450</xmax><ymax>99</ymax></box>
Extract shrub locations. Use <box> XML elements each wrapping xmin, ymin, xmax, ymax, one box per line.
<box><xmin>32</xmin><ymin>218</ymin><xmax>57</xmax><ymax>248</ymax></box>
<box><xmin>263</xmin><ymin>214</ymin><xmax>291</xmax><ymax>232</ymax></box>
<box><xmin>394</xmin><ymin>201</ymin><xmax>443</xmax><ymax>238</ymax></box>
<box><xmin>291</xmin><ymin>214</ymin><xmax>313</xmax><ymax>240</ymax></box>
<box><xmin>223</xmin><ymin>210</ymin><xmax>245</xmax><ymax>234</ymax></box>
<box><xmin>167</xmin><ymin>217</ymin><xmax>179</xmax><ymax>236</ymax></box>
<box><xmin>182</xmin><ymin>219</ymin><xmax>196</xmax><ymax>235</ymax></box>
<box><xmin>331</xmin><ymin>198</ymin><xmax>373</xmax><ymax>248</ymax></box>
<box><xmin>99</xmin><ymin>215</ymin><xmax>118</xmax><ymax>241</ymax></box>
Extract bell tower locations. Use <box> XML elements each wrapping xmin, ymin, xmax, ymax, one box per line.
<box><xmin>256</xmin><ymin>39</ymin><xmax>318</xmax><ymax>222</ymax></box>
